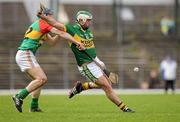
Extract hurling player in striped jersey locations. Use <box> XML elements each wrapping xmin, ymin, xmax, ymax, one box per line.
<box><xmin>12</xmin><ymin>6</ymin><xmax>85</xmax><ymax>113</ymax></box>
<box><xmin>37</xmin><ymin>9</ymin><xmax>134</xmax><ymax>113</ymax></box>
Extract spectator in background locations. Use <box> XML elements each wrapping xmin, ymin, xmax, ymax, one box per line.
<box><xmin>160</xmin><ymin>55</ymin><xmax>177</xmax><ymax>94</ymax></box>
<box><xmin>148</xmin><ymin>69</ymin><xmax>160</xmax><ymax>89</ymax></box>
<box><xmin>160</xmin><ymin>16</ymin><xmax>175</xmax><ymax>36</ymax></box>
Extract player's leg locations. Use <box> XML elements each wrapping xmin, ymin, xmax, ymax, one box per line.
<box><xmin>25</xmin><ymin>72</ymin><xmax>43</xmax><ymax>112</ymax></box>
<box><xmin>95</xmin><ymin>76</ymin><xmax>134</xmax><ymax>112</ymax></box>
<box><xmin>80</xmin><ymin>72</ymin><xmax>118</xmax><ymax>89</ymax></box>
<box><xmin>69</xmin><ymin>57</ymin><xmax>118</xmax><ymax>98</ymax></box>
<box><xmin>25</xmin><ymin>67</ymin><xmax>47</xmax><ymax>93</ymax></box>
<box><xmin>69</xmin><ymin>63</ymin><xmax>101</xmax><ymax>98</ymax></box>
<box><xmin>69</xmin><ymin>59</ymin><xmax>118</xmax><ymax>97</ymax></box>
<box><xmin>69</xmin><ymin>75</ymin><xmax>118</xmax><ymax>98</ymax></box>
<box><xmin>30</xmin><ymin>87</ymin><xmax>43</xmax><ymax>112</ymax></box>
<box><xmin>12</xmin><ymin>50</ymin><xmax>47</xmax><ymax>112</ymax></box>
<box><xmin>82</xmin><ymin>82</ymin><xmax>99</xmax><ymax>90</ymax></box>
<box><xmin>170</xmin><ymin>80</ymin><xmax>175</xmax><ymax>94</ymax></box>
<box><xmin>69</xmin><ymin>81</ymin><xmax>99</xmax><ymax>98</ymax></box>
<box><xmin>13</xmin><ymin>67</ymin><xmax>47</xmax><ymax>112</ymax></box>
<box><xmin>164</xmin><ymin>80</ymin><xmax>168</xmax><ymax>94</ymax></box>
<box><xmin>167</xmin><ymin>80</ymin><xmax>172</xmax><ymax>93</ymax></box>
<box><xmin>86</xmin><ymin>62</ymin><xmax>134</xmax><ymax>112</ymax></box>
<box><xmin>70</xmin><ymin>62</ymin><xmax>134</xmax><ymax>112</ymax></box>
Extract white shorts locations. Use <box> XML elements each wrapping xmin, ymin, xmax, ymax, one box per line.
<box><xmin>15</xmin><ymin>50</ymin><xmax>40</xmax><ymax>72</ymax></box>
<box><xmin>78</xmin><ymin>62</ymin><xmax>103</xmax><ymax>82</ymax></box>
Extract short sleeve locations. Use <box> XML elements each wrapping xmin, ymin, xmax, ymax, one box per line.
<box><xmin>65</xmin><ymin>24</ymin><xmax>76</xmax><ymax>36</ymax></box>
<box><xmin>39</xmin><ymin>19</ymin><xmax>53</xmax><ymax>33</ymax></box>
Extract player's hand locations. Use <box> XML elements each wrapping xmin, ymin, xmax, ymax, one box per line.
<box><xmin>76</xmin><ymin>43</ymin><xmax>86</xmax><ymax>51</ymax></box>
<box><xmin>37</xmin><ymin>11</ymin><xmax>44</xmax><ymax>18</ymax></box>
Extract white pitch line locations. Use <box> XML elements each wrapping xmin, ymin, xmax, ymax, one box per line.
<box><xmin>0</xmin><ymin>89</ymin><xmax>180</xmax><ymax>95</ymax></box>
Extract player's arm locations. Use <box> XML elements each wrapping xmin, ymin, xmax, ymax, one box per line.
<box><xmin>50</xmin><ymin>28</ymin><xmax>85</xmax><ymax>50</ymax></box>
<box><xmin>37</xmin><ymin>12</ymin><xmax>65</xmax><ymax>31</ymax></box>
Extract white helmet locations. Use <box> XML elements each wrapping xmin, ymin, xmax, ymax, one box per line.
<box><xmin>76</xmin><ymin>11</ymin><xmax>93</xmax><ymax>24</ymax></box>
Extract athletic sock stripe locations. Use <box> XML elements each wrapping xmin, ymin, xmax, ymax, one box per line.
<box><xmin>118</xmin><ymin>102</ymin><xmax>127</xmax><ymax>110</ymax></box>
<box><xmin>119</xmin><ymin>103</ymin><xmax>125</xmax><ymax>109</ymax></box>
<box><xmin>121</xmin><ymin>105</ymin><xmax>126</xmax><ymax>110</ymax></box>
<box><xmin>117</xmin><ymin>102</ymin><xmax>123</xmax><ymax>107</ymax></box>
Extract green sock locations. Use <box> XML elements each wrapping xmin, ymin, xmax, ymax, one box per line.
<box><xmin>31</xmin><ymin>98</ymin><xmax>39</xmax><ymax>109</ymax></box>
<box><xmin>16</xmin><ymin>88</ymin><xmax>29</xmax><ymax>99</ymax></box>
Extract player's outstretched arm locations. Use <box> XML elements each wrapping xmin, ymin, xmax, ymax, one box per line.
<box><xmin>37</xmin><ymin>12</ymin><xmax>65</xmax><ymax>31</ymax></box>
<box><xmin>50</xmin><ymin>28</ymin><xmax>85</xmax><ymax>50</ymax></box>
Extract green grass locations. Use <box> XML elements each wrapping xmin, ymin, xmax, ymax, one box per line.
<box><xmin>0</xmin><ymin>94</ymin><xmax>180</xmax><ymax>122</ymax></box>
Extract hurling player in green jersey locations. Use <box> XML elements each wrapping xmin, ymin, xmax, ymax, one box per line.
<box><xmin>37</xmin><ymin>10</ymin><xmax>134</xmax><ymax>113</ymax></box>
<box><xmin>12</xmin><ymin>7</ymin><xmax>85</xmax><ymax>113</ymax></box>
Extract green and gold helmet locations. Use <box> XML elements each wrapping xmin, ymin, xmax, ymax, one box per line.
<box><xmin>76</xmin><ymin>11</ymin><xmax>93</xmax><ymax>23</ymax></box>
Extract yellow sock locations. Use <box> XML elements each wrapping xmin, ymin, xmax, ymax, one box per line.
<box><xmin>82</xmin><ymin>82</ymin><xmax>99</xmax><ymax>90</ymax></box>
<box><xmin>82</xmin><ymin>82</ymin><xmax>89</xmax><ymax>90</ymax></box>
<box><xmin>89</xmin><ymin>82</ymin><xmax>99</xmax><ymax>88</ymax></box>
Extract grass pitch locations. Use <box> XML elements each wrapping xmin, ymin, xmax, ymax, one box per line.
<box><xmin>0</xmin><ymin>94</ymin><xmax>180</xmax><ymax>122</ymax></box>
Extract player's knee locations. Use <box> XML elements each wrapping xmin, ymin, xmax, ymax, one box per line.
<box><xmin>36</xmin><ymin>76</ymin><xmax>48</xmax><ymax>85</ymax></box>
<box><xmin>42</xmin><ymin>76</ymin><xmax>48</xmax><ymax>84</ymax></box>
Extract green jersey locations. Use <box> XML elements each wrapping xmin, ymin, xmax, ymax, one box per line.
<box><xmin>18</xmin><ymin>19</ymin><xmax>52</xmax><ymax>54</ymax></box>
<box><xmin>65</xmin><ymin>23</ymin><xmax>96</xmax><ymax>66</ymax></box>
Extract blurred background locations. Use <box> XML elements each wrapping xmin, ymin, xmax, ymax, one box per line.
<box><xmin>0</xmin><ymin>0</ymin><xmax>179</xmax><ymax>90</ymax></box>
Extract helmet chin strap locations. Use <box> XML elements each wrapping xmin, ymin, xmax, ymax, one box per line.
<box><xmin>77</xmin><ymin>18</ymin><xmax>91</xmax><ymax>30</ymax></box>
<box><xmin>78</xmin><ymin>21</ymin><xmax>88</xmax><ymax>30</ymax></box>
